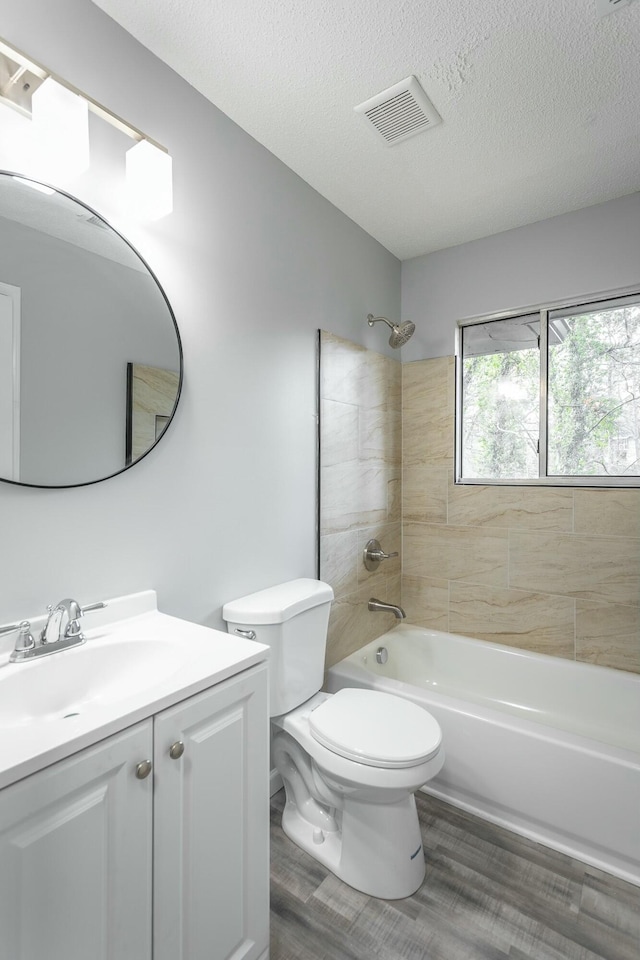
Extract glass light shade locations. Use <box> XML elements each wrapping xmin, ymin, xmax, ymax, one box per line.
<box><xmin>0</xmin><ymin>102</ymin><xmax>34</xmax><ymax>172</ymax></box>
<box><xmin>126</xmin><ymin>139</ymin><xmax>173</xmax><ymax>220</ymax></box>
<box><xmin>31</xmin><ymin>78</ymin><xmax>90</xmax><ymax>184</ymax></box>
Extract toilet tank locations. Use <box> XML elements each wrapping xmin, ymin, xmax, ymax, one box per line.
<box><xmin>222</xmin><ymin>579</ymin><xmax>334</xmax><ymax>716</ymax></box>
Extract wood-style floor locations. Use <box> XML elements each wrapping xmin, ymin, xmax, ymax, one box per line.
<box><xmin>270</xmin><ymin>790</ymin><xmax>639</xmax><ymax>960</ymax></box>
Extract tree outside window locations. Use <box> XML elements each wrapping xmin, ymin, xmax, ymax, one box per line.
<box><xmin>458</xmin><ymin>294</ymin><xmax>640</xmax><ymax>485</ymax></box>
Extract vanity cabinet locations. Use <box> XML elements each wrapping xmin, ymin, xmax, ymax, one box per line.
<box><xmin>0</xmin><ymin>662</ymin><xmax>269</xmax><ymax>960</ymax></box>
<box><xmin>0</xmin><ymin>721</ymin><xmax>154</xmax><ymax>960</ymax></box>
<box><xmin>153</xmin><ymin>663</ymin><xmax>269</xmax><ymax>960</ymax></box>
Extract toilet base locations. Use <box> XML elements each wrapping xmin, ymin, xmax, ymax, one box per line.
<box><xmin>281</xmin><ymin>793</ymin><xmax>426</xmax><ymax>899</ymax></box>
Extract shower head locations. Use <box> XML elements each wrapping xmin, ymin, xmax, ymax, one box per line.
<box><xmin>367</xmin><ymin>314</ymin><xmax>415</xmax><ymax>348</ymax></box>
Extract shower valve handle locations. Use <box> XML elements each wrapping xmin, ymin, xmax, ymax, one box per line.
<box><xmin>363</xmin><ymin>539</ymin><xmax>399</xmax><ymax>572</ymax></box>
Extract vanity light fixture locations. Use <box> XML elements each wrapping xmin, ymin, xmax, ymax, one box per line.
<box><xmin>126</xmin><ymin>139</ymin><xmax>173</xmax><ymax>221</ymax></box>
<box><xmin>31</xmin><ymin>77</ymin><xmax>90</xmax><ymax>182</ymax></box>
<box><xmin>0</xmin><ymin>36</ymin><xmax>173</xmax><ymax>218</ymax></box>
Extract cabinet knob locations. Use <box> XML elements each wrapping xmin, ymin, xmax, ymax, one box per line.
<box><xmin>169</xmin><ymin>741</ymin><xmax>185</xmax><ymax>760</ymax></box>
<box><xmin>135</xmin><ymin>759</ymin><xmax>153</xmax><ymax>780</ymax></box>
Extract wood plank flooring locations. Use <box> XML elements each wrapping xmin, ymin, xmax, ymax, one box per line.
<box><xmin>270</xmin><ymin>790</ymin><xmax>639</xmax><ymax>960</ymax></box>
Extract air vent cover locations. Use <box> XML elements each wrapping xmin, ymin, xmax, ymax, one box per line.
<box><xmin>355</xmin><ymin>76</ymin><xmax>441</xmax><ymax>146</ymax></box>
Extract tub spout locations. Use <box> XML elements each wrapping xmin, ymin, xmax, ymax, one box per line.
<box><xmin>368</xmin><ymin>598</ymin><xmax>406</xmax><ymax>619</ymax></box>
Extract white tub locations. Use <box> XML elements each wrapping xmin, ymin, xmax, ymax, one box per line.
<box><xmin>326</xmin><ymin>624</ymin><xmax>640</xmax><ymax>885</ymax></box>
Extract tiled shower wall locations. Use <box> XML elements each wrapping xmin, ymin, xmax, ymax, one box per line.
<box><xmin>402</xmin><ymin>357</ymin><xmax>640</xmax><ymax>674</ymax></box>
<box><xmin>319</xmin><ymin>332</ymin><xmax>402</xmax><ymax>667</ymax></box>
<box><xmin>320</xmin><ymin>336</ymin><xmax>640</xmax><ymax>675</ymax></box>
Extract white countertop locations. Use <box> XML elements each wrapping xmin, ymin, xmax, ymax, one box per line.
<box><xmin>0</xmin><ymin>591</ymin><xmax>268</xmax><ymax>791</ymax></box>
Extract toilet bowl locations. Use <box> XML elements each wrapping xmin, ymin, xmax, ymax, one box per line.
<box><xmin>222</xmin><ymin>578</ymin><xmax>445</xmax><ymax>899</ymax></box>
<box><xmin>272</xmin><ymin>690</ymin><xmax>444</xmax><ymax>899</ymax></box>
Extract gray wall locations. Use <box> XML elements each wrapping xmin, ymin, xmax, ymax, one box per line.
<box><xmin>0</xmin><ymin>0</ymin><xmax>400</xmax><ymax>627</ymax></box>
<box><xmin>402</xmin><ymin>192</ymin><xmax>640</xmax><ymax>361</ymax></box>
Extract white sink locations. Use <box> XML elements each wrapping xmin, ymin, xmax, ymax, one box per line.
<box><xmin>0</xmin><ymin>590</ymin><xmax>268</xmax><ymax>790</ymax></box>
<box><xmin>0</xmin><ymin>636</ymin><xmax>186</xmax><ymax>726</ymax></box>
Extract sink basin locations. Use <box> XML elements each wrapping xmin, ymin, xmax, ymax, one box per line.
<box><xmin>0</xmin><ymin>637</ymin><xmax>185</xmax><ymax>726</ymax></box>
<box><xmin>0</xmin><ymin>590</ymin><xmax>269</xmax><ymax>792</ymax></box>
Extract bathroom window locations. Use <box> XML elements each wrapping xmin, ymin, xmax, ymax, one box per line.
<box><xmin>456</xmin><ymin>292</ymin><xmax>640</xmax><ymax>486</ymax></box>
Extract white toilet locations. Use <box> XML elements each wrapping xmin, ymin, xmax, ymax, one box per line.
<box><xmin>222</xmin><ymin>578</ymin><xmax>444</xmax><ymax>899</ymax></box>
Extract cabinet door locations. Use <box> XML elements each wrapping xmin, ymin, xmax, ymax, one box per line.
<box><xmin>153</xmin><ymin>663</ymin><xmax>269</xmax><ymax>960</ymax></box>
<box><xmin>0</xmin><ymin>721</ymin><xmax>153</xmax><ymax>960</ymax></box>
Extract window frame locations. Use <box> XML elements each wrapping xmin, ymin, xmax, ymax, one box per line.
<box><xmin>455</xmin><ymin>286</ymin><xmax>640</xmax><ymax>488</ymax></box>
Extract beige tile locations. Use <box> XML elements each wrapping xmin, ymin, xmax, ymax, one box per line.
<box><xmin>448</xmin><ymin>581</ymin><xmax>575</xmax><ymax>658</ymax></box>
<box><xmin>403</xmin><ymin>463</ymin><xmax>448</xmax><ymax>523</ymax></box>
<box><xmin>320</xmin><ymin>460</ymin><xmax>360</xmax><ymax>533</ymax></box>
<box><xmin>358</xmin><ymin>460</ymin><xmax>389</xmax><ymax>527</ymax></box>
<box><xmin>574</xmin><ymin>489</ymin><xmax>640</xmax><ymax>538</ymax></box>
<box><xmin>321</xmin><ymin>332</ymin><xmax>397</xmax><ymax>409</ymax></box>
<box><xmin>509</xmin><ymin>531</ymin><xmax>640</xmax><ymax>606</ymax></box>
<box><xmin>402</xmin><ymin>357</ymin><xmax>454</xmax><ymax>466</ymax></box>
<box><xmin>386</xmin><ymin>355</ymin><xmax>402</xmax><ymax>413</ymax></box>
<box><xmin>371</xmin><ymin>573</ymin><xmax>403</xmax><ymax>632</ymax></box>
<box><xmin>320</xmin><ymin>331</ymin><xmax>364</xmax><ymax>404</ymax></box>
<box><xmin>448</xmin><ymin>481</ymin><xmax>573</xmax><ymax>531</ymax></box>
<box><xmin>357</xmin><ymin>348</ymin><xmax>395</xmax><ymax>411</ymax></box>
<box><xmin>326</xmin><ymin>591</ymin><xmax>371</xmax><ymax>668</ymax></box>
<box><xmin>320</xmin><ymin>530</ymin><xmax>359</xmax><ymax>599</ymax></box>
<box><xmin>403</xmin><ymin>522</ymin><xmax>508</xmax><ymax>587</ymax></box>
<box><xmin>400</xmin><ymin>575</ymin><xmax>449</xmax><ymax>630</ymax></box>
<box><xmin>320</xmin><ymin>399</ymin><xmax>358</xmax><ymax>467</ymax></box>
<box><xmin>357</xmin><ymin>460</ymin><xmax>399</xmax><ymax>527</ymax></box>
<box><xmin>359</xmin><ymin>408</ymin><xmax>401</xmax><ymax>463</ymax></box>
<box><xmin>357</xmin><ymin>522</ymin><xmax>401</xmax><ymax>587</ymax></box>
<box><xmin>576</xmin><ymin>600</ymin><xmax>640</xmax><ymax>674</ymax></box>
<box><xmin>325</xmin><ymin>582</ymin><xmax>401</xmax><ymax>668</ymax></box>
<box><xmin>402</xmin><ymin>356</ymin><xmax>454</xmax><ymax>416</ymax></box>
<box><xmin>387</xmin><ymin>476</ymin><xmax>401</xmax><ymax>522</ymax></box>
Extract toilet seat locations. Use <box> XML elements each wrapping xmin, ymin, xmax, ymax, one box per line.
<box><xmin>309</xmin><ymin>688</ymin><xmax>441</xmax><ymax>768</ymax></box>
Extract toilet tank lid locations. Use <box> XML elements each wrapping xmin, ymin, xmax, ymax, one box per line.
<box><xmin>222</xmin><ymin>579</ymin><xmax>334</xmax><ymax>625</ymax></box>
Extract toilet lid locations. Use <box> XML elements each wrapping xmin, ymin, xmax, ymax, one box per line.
<box><xmin>309</xmin><ymin>689</ymin><xmax>442</xmax><ymax>768</ymax></box>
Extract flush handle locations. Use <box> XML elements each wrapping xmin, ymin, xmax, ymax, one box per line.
<box><xmin>135</xmin><ymin>760</ymin><xmax>152</xmax><ymax>780</ymax></box>
<box><xmin>169</xmin><ymin>741</ymin><xmax>184</xmax><ymax>760</ymax></box>
<box><xmin>234</xmin><ymin>628</ymin><xmax>257</xmax><ymax>640</ymax></box>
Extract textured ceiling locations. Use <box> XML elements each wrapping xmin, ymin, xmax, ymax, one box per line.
<box><xmin>91</xmin><ymin>0</ymin><xmax>640</xmax><ymax>259</ymax></box>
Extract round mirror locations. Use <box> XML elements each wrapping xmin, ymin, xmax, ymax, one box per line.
<box><xmin>0</xmin><ymin>172</ymin><xmax>182</xmax><ymax>488</ymax></box>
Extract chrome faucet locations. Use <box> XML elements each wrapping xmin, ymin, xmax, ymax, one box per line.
<box><xmin>42</xmin><ymin>598</ymin><xmax>84</xmax><ymax>645</ymax></box>
<box><xmin>1</xmin><ymin>598</ymin><xmax>106</xmax><ymax>662</ymax></box>
<box><xmin>368</xmin><ymin>598</ymin><xmax>406</xmax><ymax>620</ymax></box>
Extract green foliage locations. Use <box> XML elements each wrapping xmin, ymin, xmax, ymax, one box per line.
<box><xmin>549</xmin><ymin>307</ymin><xmax>640</xmax><ymax>476</ymax></box>
<box><xmin>463</xmin><ymin>346</ymin><xmax>539</xmax><ymax>479</ymax></box>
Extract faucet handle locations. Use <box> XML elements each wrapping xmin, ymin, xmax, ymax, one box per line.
<box><xmin>8</xmin><ymin>621</ymin><xmax>36</xmax><ymax>660</ymax></box>
<box><xmin>1</xmin><ymin>619</ymin><xmax>34</xmax><ymax>644</ymax></box>
<box><xmin>363</xmin><ymin>538</ymin><xmax>399</xmax><ymax>571</ymax></box>
<box><xmin>81</xmin><ymin>601</ymin><xmax>107</xmax><ymax>614</ymax></box>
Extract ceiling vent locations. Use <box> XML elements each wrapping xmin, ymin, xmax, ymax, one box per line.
<box><xmin>595</xmin><ymin>0</ymin><xmax>634</xmax><ymax>17</ymax></box>
<box><xmin>354</xmin><ymin>76</ymin><xmax>442</xmax><ymax>146</ymax></box>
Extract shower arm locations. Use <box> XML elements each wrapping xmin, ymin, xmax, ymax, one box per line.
<box><xmin>367</xmin><ymin>314</ymin><xmax>394</xmax><ymax>331</ymax></box>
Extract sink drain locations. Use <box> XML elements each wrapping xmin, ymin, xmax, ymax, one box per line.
<box><xmin>62</xmin><ymin>712</ymin><xmax>80</xmax><ymax>719</ymax></box>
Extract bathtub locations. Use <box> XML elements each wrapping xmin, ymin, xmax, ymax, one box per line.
<box><xmin>326</xmin><ymin>624</ymin><xmax>640</xmax><ymax>885</ymax></box>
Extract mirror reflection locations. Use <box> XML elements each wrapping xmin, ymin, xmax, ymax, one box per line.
<box><xmin>0</xmin><ymin>172</ymin><xmax>181</xmax><ymax>487</ymax></box>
